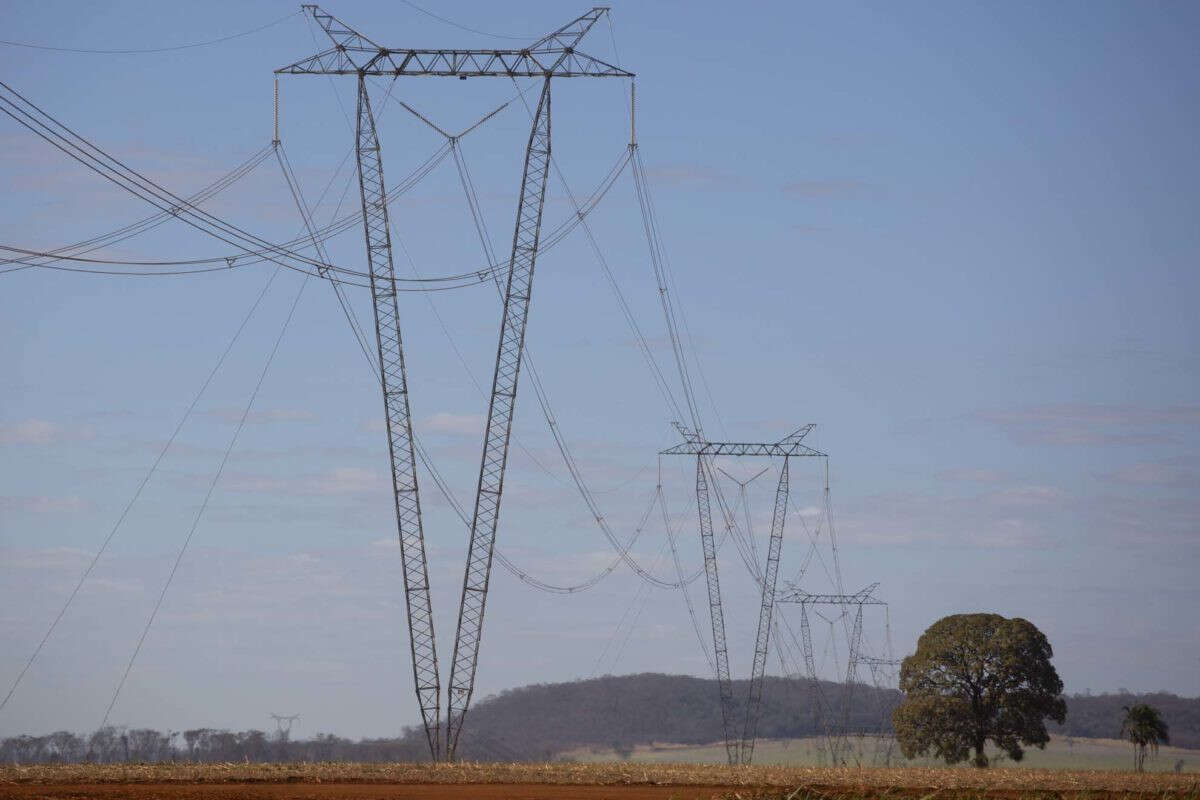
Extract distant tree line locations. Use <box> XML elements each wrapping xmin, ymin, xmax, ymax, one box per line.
<box><xmin>0</xmin><ymin>727</ymin><xmax>429</xmax><ymax>765</ymax></box>
<box><xmin>1053</xmin><ymin>691</ymin><xmax>1198</xmax><ymax>749</ymax></box>
<box><xmin>2</xmin><ymin>674</ymin><xmax>1196</xmax><ymax>764</ymax></box>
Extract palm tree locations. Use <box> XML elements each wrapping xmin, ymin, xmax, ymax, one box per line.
<box><xmin>1121</xmin><ymin>704</ymin><xmax>1169</xmax><ymax>772</ymax></box>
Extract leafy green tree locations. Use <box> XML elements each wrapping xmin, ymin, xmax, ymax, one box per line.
<box><xmin>892</xmin><ymin>613</ymin><xmax>1066</xmax><ymax>767</ymax></box>
<box><xmin>1121</xmin><ymin>703</ymin><xmax>1169</xmax><ymax>772</ymax></box>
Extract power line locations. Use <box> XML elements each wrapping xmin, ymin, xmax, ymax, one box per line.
<box><xmin>0</xmin><ymin>144</ymin><xmax>275</xmax><ymax>273</ymax></box>
<box><xmin>0</xmin><ymin>267</ymin><xmax>282</xmax><ymax>715</ymax></box>
<box><xmin>397</xmin><ymin>1</ymin><xmax>531</xmax><ymax>41</ymax></box>
<box><xmin>100</xmin><ymin>272</ymin><xmax>310</xmax><ymax>729</ymax></box>
<box><xmin>0</xmin><ymin>11</ymin><xmax>301</xmax><ymax>54</ymax></box>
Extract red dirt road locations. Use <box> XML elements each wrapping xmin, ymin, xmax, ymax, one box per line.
<box><xmin>0</xmin><ymin>784</ymin><xmax>742</xmax><ymax>800</ymax></box>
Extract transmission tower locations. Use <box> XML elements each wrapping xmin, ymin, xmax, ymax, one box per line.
<box><xmin>661</xmin><ymin>425</ymin><xmax>825</xmax><ymax>765</ymax></box>
<box><xmin>269</xmin><ymin>713</ymin><xmax>301</xmax><ymax>740</ymax></box>
<box><xmin>276</xmin><ymin>5</ymin><xmax>631</xmax><ymax>762</ymax></box>
<box><xmin>776</xmin><ymin>582</ymin><xmax>887</xmax><ymax>764</ymax></box>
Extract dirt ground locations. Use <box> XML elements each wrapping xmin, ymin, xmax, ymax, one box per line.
<box><xmin>3</xmin><ymin>764</ymin><xmax>1197</xmax><ymax>800</ymax></box>
<box><xmin>0</xmin><ymin>784</ymin><xmax>743</xmax><ymax>800</ymax></box>
<box><xmin>4</xmin><ymin>782</ymin><xmax>1200</xmax><ymax>800</ymax></box>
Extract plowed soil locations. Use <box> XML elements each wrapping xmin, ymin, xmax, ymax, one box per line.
<box><xmin>3</xmin><ymin>763</ymin><xmax>1197</xmax><ymax>800</ymax></box>
<box><xmin>0</xmin><ymin>784</ymin><xmax>739</xmax><ymax>800</ymax></box>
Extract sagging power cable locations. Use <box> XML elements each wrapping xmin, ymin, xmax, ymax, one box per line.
<box><xmin>100</xmin><ymin>272</ymin><xmax>310</xmax><ymax>729</ymax></box>
<box><xmin>1</xmin><ymin>10</ymin><xmax>300</xmax><ymax>54</ymax></box>
<box><xmin>0</xmin><ymin>266</ymin><xmax>283</xmax><ymax>716</ymax></box>
<box><xmin>0</xmin><ymin>143</ymin><xmax>275</xmax><ymax>272</ymax></box>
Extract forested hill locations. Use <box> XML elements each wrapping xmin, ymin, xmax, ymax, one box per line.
<box><xmin>1057</xmin><ymin>691</ymin><xmax>1200</xmax><ymax>748</ymax></box>
<box><xmin>454</xmin><ymin>673</ymin><xmax>897</xmax><ymax>760</ymax></box>
<box><xmin>3</xmin><ymin>674</ymin><xmax>1197</xmax><ymax>763</ymax></box>
<box><xmin>453</xmin><ymin>674</ymin><xmax>1200</xmax><ymax>760</ymax></box>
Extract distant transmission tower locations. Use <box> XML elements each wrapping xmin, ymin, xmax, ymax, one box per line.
<box><xmin>662</xmin><ymin>424</ymin><xmax>826</xmax><ymax>765</ymax></box>
<box><xmin>776</xmin><ymin>583</ymin><xmax>888</xmax><ymax>765</ymax></box>
<box><xmin>276</xmin><ymin>5</ymin><xmax>631</xmax><ymax>762</ymax></box>
<box><xmin>270</xmin><ymin>713</ymin><xmax>301</xmax><ymax>740</ymax></box>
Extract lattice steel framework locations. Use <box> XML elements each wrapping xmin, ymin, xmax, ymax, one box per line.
<box><xmin>276</xmin><ymin>5</ymin><xmax>631</xmax><ymax>762</ymax></box>
<box><xmin>778</xmin><ymin>583</ymin><xmax>886</xmax><ymax>764</ymax></box>
<box><xmin>663</xmin><ymin>425</ymin><xmax>825</xmax><ymax>765</ymax></box>
<box><xmin>355</xmin><ymin>75</ymin><xmax>442</xmax><ymax>758</ymax></box>
<box><xmin>741</xmin><ymin>457</ymin><xmax>789</xmax><ymax>765</ymax></box>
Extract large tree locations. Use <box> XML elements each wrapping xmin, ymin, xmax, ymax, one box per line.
<box><xmin>1121</xmin><ymin>703</ymin><xmax>1169</xmax><ymax>772</ymax></box>
<box><xmin>893</xmin><ymin>613</ymin><xmax>1066</xmax><ymax>767</ymax></box>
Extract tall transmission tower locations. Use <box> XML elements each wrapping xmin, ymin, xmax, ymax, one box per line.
<box><xmin>661</xmin><ymin>425</ymin><xmax>826</xmax><ymax>765</ymax></box>
<box><xmin>275</xmin><ymin>5</ymin><xmax>631</xmax><ymax>762</ymax></box>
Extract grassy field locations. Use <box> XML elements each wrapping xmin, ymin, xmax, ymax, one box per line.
<box><xmin>564</xmin><ymin>736</ymin><xmax>1200</xmax><ymax>773</ymax></box>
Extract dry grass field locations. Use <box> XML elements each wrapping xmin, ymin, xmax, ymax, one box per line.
<box><xmin>566</xmin><ymin>736</ymin><xmax>1200</xmax><ymax>773</ymax></box>
<box><xmin>2</xmin><ymin>762</ymin><xmax>1198</xmax><ymax>800</ymax></box>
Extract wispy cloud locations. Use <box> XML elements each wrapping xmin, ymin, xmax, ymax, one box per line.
<box><xmin>0</xmin><ymin>419</ymin><xmax>93</xmax><ymax>445</ymax></box>
<box><xmin>0</xmin><ymin>546</ymin><xmax>92</xmax><ymax>569</ymax></box>
<box><xmin>936</xmin><ymin>468</ymin><xmax>1011</xmax><ymax>483</ymax></box>
<box><xmin>834</xmin><ymin>483</ymin><xmax>1072</xmax><ymax>549</ymax></box>
<box><xmin>219</xmin><ymin>466</ymin><xmax>388</xmax><ymax>497</ymax></box>
<box><xmin>781</xmin><ymin>178</ymin><xmax>866</xmax><ymax>196</ymax></box>
<box><xmin>0</xmin><ymin>495</ymin><xmax>91</xmax><ymax>513</ymax></box>
<box><xmin>1100</xmin><ymin>460</ymin><xmax>1200</xmax><ymax>490</ymax></box>
<box><xmin>424</xmin><ymin>412</ymin><xmax>485</xmax><ymax>436</ymax></box>
<box><xmin>643</xmin><ymin>164</ymin><xmax>747</xmax><ymax>190</ymax></box>
<box><xmin>204</xmin><ymin>407</ymin><xmax>318</xmax><ymax>425</ymax></box>
<box><xmin>975</xmin><ymin>404</ymin><xmax>1200</xmax><ymax>446</ymax></box>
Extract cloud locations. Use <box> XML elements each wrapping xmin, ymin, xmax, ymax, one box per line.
<box><xmin>975</xmin><ymin>404</ymin><xmax>1200</xmax><ymax>446</ymax></box>
<box><xmin>359</xmin><ymin>418</ymin><xmax>387</xmax><ymax>434</ymax></box>
<box><xmin>424</xmin><ymin>412</ymin><xmax>485</xmax><ymax>436</ymax></box>
<box><xmin>642</xmin><ymin>164</ymin><xmax>746</xmax><ymax>190</ymax></box>
<box><xmin>219</xmin><ymin>466</ymin><xmax>388</xmax><ymax>497</ymax></box>
<box><xmin>781</xmin><ymin>179</ymin><xmax>866</xmax><ymax>196</ymax></box>
<box><xmin>204</xmin><ymin>408</ymin><xmax>318</xmax><ymax>425</ymax></box>
<box><xmin>311</xmin><ymin>467</ymin><xmax>387</xmax><ymax>495</ymax></box>
<box><xmin>1101</xmin><ymin>461</ymin><xmax>1200</xmax><ymax>489</ymax></box>
<box><xmin>82</xmin><ymin>577</ymin><xmax>143</xmax><ymax>595</ymax></box>
<box><xmin>0</xmin><ymin>419</ymin><xmax>93</xmax><ymax>445</ymax></box>
<box><xmin>0</xmin><ymin>546</ymin><xmax>92</xmax><ymax>569</ymax></box>
<box><xmin>1082</xmin><ymin>491</ymin><xmax>1200</xmax><ymax>546</ymax></box>
<box><xmin>833</xmin><ymin>483</ymin><xmax>1071</xmax><ymax>549</ymax></box>
<box><xmin>991</xmin><ymin>486</ymin><xmax>1067</xmax><ymax>508</ymax></box>
<box><xmin>936</xmin><ymin>468</ymin><xmax>1011</xmax><ymax>483</ymax></box>
<box><xmin>0</xmin><ymin>495</ymin><xmax>91</xmax><ymax>513</ymax></box>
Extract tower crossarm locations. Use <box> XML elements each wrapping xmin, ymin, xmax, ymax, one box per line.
<box><xmin>777</xmin><ymin>424</ymin><xmax>816</xmax><ymax>446</ymax></box>
<box><xmin>277</xmin><ymin>6</ymin><xmax>633</xmax><ymax>78</ymax></box>
<box><xmin>660</xmin><ymin>441</ymin><xmax>827</xmax><ymax>458</ymax></box>
<box><xmin>776</xmin><ymin>582</ymin><xmax>885</xmax><ymax>605</ymax></box>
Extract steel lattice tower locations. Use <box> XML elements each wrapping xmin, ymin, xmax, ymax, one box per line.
<box><xmin>777</xmin><ymin>582</ymin><xmax>886</xmax><ymax>764</ymax></box>
<box><xmin>276</xmin><ymin>5</ymin><xmax>631</xmax><ymax>761</ymax></box>
<box><xmin>662</xmin><ymin>425</ymin><xmax>825</xmax><ymax>764</ymax></box>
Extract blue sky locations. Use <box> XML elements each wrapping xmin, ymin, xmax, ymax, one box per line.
<box><xmin>2</xmin><ymin>0</ymin><xmax>1198</xmax><ymax>739</ymax></box>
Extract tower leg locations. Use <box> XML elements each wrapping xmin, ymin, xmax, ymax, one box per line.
<box><xmin>355</xmin><ymin>76</ymin><xmax>441</xmax><ymax>761</ymax></box>
<box><xmin>445</xmin><ymin>77</ymin><xmax>553</xmax><ymax>761</ymax></box>
<box><xmin>696</xmin><ymin>456</ymin><xmax>737</xmax><ymax>765</ymax></box>
<box><xmin>835</xmin><ymin>605</ymin><xmax>865</xmax><ymax>763</ymax></box>
<box><xmin>740</xmin><ymin>458</ymin><xmax>789</xmax><ymax>764</ymax></box>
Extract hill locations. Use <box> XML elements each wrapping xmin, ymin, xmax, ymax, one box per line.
<box><xmin>450</xmin><ymin>674</ymin><xmax>1200</xmax><ymax>761</ymax></box>
<box><xmin>3</xmin><ymin>674</ymin><xmax>1197</xmax><ymax>764</ymax></box>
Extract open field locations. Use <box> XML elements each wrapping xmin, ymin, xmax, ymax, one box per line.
<box><xmin>566</xmin><ymin>737</ymin><xmax>1200</xmax><ymax>773</ymax></box>
<box><xmin>2</xmin><ymin>762</ymin><xmax>1199</xmax><ymax>800</ymax></box>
